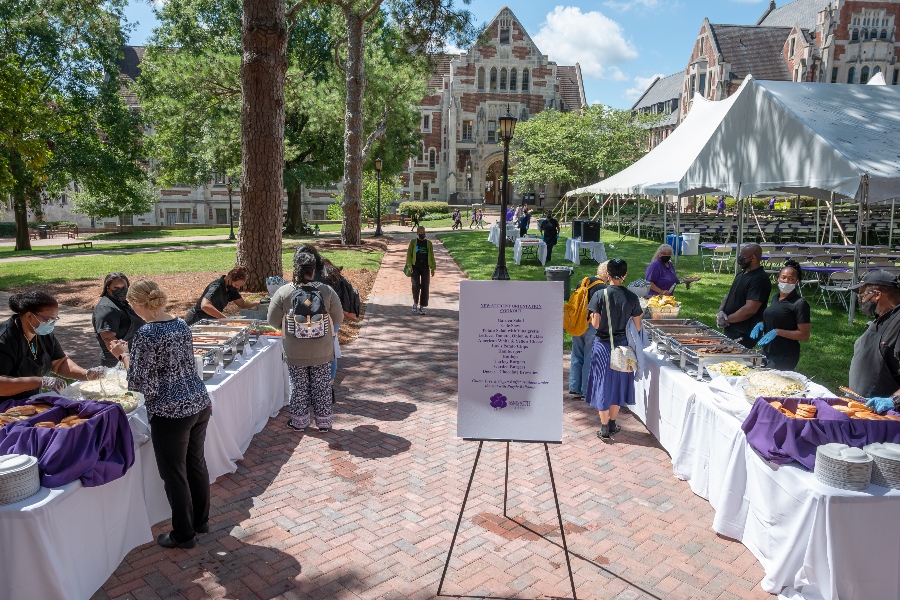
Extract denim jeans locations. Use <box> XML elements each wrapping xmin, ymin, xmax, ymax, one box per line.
<box><xmin>330</xmin><ymin>323</ymin><xmax>341</xmax><ymax>381</ymax></box>
<box><xmin>568</xmin><ymin>323</ymin><xmax>597</xmax><ymax>395</ymax></box>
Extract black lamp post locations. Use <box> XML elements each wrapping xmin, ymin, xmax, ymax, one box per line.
<box><xmin>374</xmin><ymin>157</ymin><xmax>383</xmax><ymax>237</ymax></box>
<box><xmin>493</xmin><ymin>105</ymin><xmax>517</xmax><ymax>281</ymax></box>
<box><xmin>226</xmin><ymin>178</ymin><xmax>235</xmax><ymax>241</ymax></box>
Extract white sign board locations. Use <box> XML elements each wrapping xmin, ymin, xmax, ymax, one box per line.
<box><xmin>457</xmin><ymin>280</ymin><xmax>563</xmax><ymax>442</ymax></box>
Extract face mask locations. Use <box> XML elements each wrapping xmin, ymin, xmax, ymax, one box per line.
<box><xmin>110</xmin><ymin>287</ymin><xmax>128</xmax><ymax>303</ymax></box>
<box><xmin>418</xmin><ymin>234</ymin><xmax>426</xmax><ymax>240</ymax></box>
<box><xmin>778</xmin><ymin>283</ymin><xmax>796</xmax><ymax>294</ymax></box>
<box><xmin>737</xmin><ymin>255</ymin><xmax>750</xmax><ymax>270</ymax></box>
<box><xmin>659</xmin><ymin>255</ymin><xmax>671</xmax><ymax>264</ymax></box>
<box><xmin>30</xmin><ymin>315</ymin><xmax>55</xmax><ymax>336</ymax></box>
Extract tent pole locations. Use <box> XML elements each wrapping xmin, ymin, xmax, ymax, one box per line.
<box><xmin>829</xmin><ymin>192</ymin><xmax>835</xmax><ymax>244</ymax></box>
<box><xmin>637</xmin><ymin>196</ymin><xmax>641</xmax><ymax>241</ymax></box>
<box><xmin>849</xmin><ymin>176</ymin><xmax>868</xmax><ymax>325</ymax></box>
<box><xmin>675</xmin><ymin>195</ymin><xmax>681</xmax><ymax>267</ymax></box>
<box><xmin>662</xmin><ymin>195</ymin><xmax>667</xmax><ymax>243</ymax></box>
<box><xmin>890</xmin><ymin>199</ymin><xmax>896</xmax><ymax>249</ymax></box>
<box><xmin>616</xmin><ymin>195</ymin><xmax>621</xmax><ymax>238</ymax></box>
<box><xmin>816</xmin><ymin>199</ymin><xmax>820</xmax><ymax>243</ymax></box>
<box><xmin>735</xmin><ymin>184</ymin><xmax>744</xmax><ymax>270</ymax></box>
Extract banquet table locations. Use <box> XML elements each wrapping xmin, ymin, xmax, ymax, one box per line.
<box><xmin>0</xmin><ymin>337</ymin><xmax>289</xmax><ymax>600</ymax></box>
<box><xmin>488</xmin><ymin>223</ymin><xmax>519</xmax><ymax>247</ymax></box>
<box><xmin>513</xmin><ymin>238</ymin><xmax>547</xmax><ymax>265</ymax></box>
<box><xmin>632</xmin><ymin>350</ymin><xmax>900</xmax><ymax>600</ymax></box>
<box><xmin>564</xmin><ymin>238</ymin><xmax>607</xmax><ymax>265</ymax></box>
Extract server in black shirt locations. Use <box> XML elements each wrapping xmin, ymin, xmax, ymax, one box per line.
<box><xmin>750</xmin><ymin>261</ymin><xmax>811</xmax><ymax>371</ymax></box>
<box><xmin>185</xmin><ymin>265</ymin><xmax>261</xmax><ymax>324</ymax></box>
<box><xmin>0</xmin><ymin>291</ymin><xmax>102</xmax><ymax>400</ymax></box>
<box><xmin>92</xmin><ymin>272</ymin><xmax>145</xmax><ymax>367</ymax></box>
<box><xmin>716</xmin><ymin>243</ymin><xmax>772</xmax><ymax>348</ymax></box>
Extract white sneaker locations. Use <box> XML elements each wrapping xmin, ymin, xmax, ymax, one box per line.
<box><xmin>412</xmin><ymin>303</ymin><xmax>418</xmax><ymax>313</ymax></box>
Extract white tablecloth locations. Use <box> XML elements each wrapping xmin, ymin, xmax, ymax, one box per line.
<box><xmin>633</xmin><ymin>349</ymin><xmax>900</xmax><ymax>600</ymax></box>
<box><xmin>513</xmin><ymin>238</ymin><xmax>547</xmax><ymax>265</ymax></box>
<box><xmin>564</xmin><ymin>238</ymin><xmax>607</xmax><ymax>265</ymax></box>
<box><xmin>488</xmin><ymin>223</ymin><xmax>519</xmax><ymax>247</ymax></box>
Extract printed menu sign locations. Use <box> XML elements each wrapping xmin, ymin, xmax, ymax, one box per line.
<box><xmin>457</xmin><ymin>281</ymin><xmax>563</xmax><ymax>442</ymax></box>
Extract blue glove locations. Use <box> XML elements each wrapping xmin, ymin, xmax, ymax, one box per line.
<box><xmin>866</xmin><ymin>397</ymin><xmax>895</xmax><ymax>414</ymax></box>
<box><xmin>758</xmin><ymin>329</ymin><xmax>778</xmax><ymax>346</ymax></box>
<box><xmin>750</xmin><ymin>322</ymin><xmax>764</xmax><ymax>340</ymax></box>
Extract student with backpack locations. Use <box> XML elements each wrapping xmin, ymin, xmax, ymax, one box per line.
<box><xmin>564</xmin><ymin>261</ymin><xmax>608</xmax><ymax>399</ymax></box>
<box><xmin>406</xmin><ymin>226</ymin><xmax>436</xmax><ymax>314</ymax></box>
<box><xmin>268</xmin><ymin>250</ymin><xmax>344</xmax><ymax>432</ymax></box>
<box><xmin>320</xmin><ymin>259</ymin><xmax>360</xmax><ymax>385</ymax></box>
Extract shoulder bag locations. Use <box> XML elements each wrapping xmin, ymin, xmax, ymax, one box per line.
<box><xmin>604</xmin><ymin>287</ymin><xmax>638</xmax><ymax>373</ymax></box>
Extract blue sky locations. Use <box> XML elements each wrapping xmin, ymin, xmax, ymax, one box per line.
<box><xmin>122</xmin><ymin>0</ymin><xmax>776</xmax><ymax>109</ymax></box>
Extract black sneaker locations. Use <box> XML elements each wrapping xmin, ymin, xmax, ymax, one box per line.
<box><xmin>609</xmin><ymin>423</ymin><xmax>622</xmax><ymax>435</ymax></box>
<box><xmin>157</xmin><ymin>533</ymin><xmax>197</xmax><ymax>549</ymax></box>
<box><xmin>318</xmin><ymin>427</ymin><xmax>330</xmax><ymax>433</ymax></box>
<box><xmin>568</xmin><ymin>391</ymin><xmax>583</xmax><ymax>399</ymax></box>
<box><xmin>287</xmin><ymin>420</ymin><xmax>305</xmax><ymax>432</ymax></box>
<box><xmin>597</xmin><ymin>424</ymin><xmax>612</xmax><ymax>442</ymax></box>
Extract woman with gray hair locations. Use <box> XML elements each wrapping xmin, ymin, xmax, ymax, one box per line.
<box><xmin>268</xmin><ymin>250</ymin><xmax>344</xmax><ymax>432</ymax></box>
<box><xmin>645</xmin><ymin>244</ymin><xmax>699</xmax><ymax>297</ymax></box>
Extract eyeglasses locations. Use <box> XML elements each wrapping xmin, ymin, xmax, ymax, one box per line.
<box><xmin>32</xmin><ymin>313</ymin><xmax>60</xmax><ymax>325</ymax></box>
<box><xmin>858</xmin><ymin>290</ymin><xmax>879</xmax><ymax>300</ymax></box>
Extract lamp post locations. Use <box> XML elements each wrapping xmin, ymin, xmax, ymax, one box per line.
<box><xmin>493</xmin><ymin>105</ymin><xmax>517</xmax><ymax>281</ymax></box>
<box><xmin>374</xmin><ymin>157</ymin><xmax>383</xmax><ymax>237</ymax></box>
<box><xmin>226</xmin><ymin>178</ymin><xmax>235</xmax><ymax>241</ymax></box>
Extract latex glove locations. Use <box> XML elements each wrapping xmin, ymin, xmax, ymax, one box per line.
<box><xmin>716</xmin><ymin>311</ymin><xmax>728</xmax><ymax>329</ymax></box>
<box><xmin>750</xmin><ymin>322</ymin><xmax>765</xmax><ymax>340</ymax></box>
<box><xmin>758</xmin><ymin>330</ymin><xmax>778</xmax><ymax>346</ymax></box>
<box><xmin>41</xmin><ymin>376</ymin><xmax>67</xmax><ymax>394</ymax></box>
<box><xmin>866</xmin><ymin>397</ymin><xmax>895</xmax><ymax>414</ymax></box>
<box><xmin>85</xmin><ymin>366</ymin><xmax>105</xmax><ymax>381</ymax></box>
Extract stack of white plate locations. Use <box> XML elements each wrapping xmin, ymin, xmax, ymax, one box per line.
<box><xmin>863</xmin><ymin>443</ymin><xmax>900</xmax><ymax>488</ymax></box>
<box><xmin>0</xmin><ymin>454</ymin><xmax>39</xmax><ymax>505</ymax></box>
<box><xmin>814</xmin><ymin>443</ymin><xmax>873</xmax><ymax>491</ymax></box>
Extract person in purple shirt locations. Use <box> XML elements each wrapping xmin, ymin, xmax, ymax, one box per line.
<box><xmin>645</xmin><ymin>244</ymin><xmax>699</xmax><ymax>297</ymax></box>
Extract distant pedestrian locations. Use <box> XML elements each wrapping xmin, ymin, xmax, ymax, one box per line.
<box><xmin>477</xmin><ymin>209</ymin><xmax>485</xmax><ymax>229</ymax></box>
<box><xmin>769</xmin><ymin>197</ymin><xmax>776</xmax><ymax>210</ymax></box>
<box><xmin>406</xmin><ymin>226</ymin><xmax>436</xmax><ymax>315</ymax></box>
<box><xmin>717</xmin><ymin>197</ymin><xmax>725</xmax><ymax>214</ymax></box>
<box><xmin>540</xmin><ymin>210</ymin><xmax>560</xmax><ymax>262</ymax></box>
<box><xmin>506</xmin><ymin>207</ymin><xmax>515</xmax><ymax>222</ymax></box>
<box><xmin>469</xmin><ymin>210</ymin><xmax>478</xmax><ymax>228</ymax></box>
<box><xmin>410</xmin><ymin>211</ymin><xmax>420</xmax><ymax>231</ymax></box>
<box><xmin>451</xmin><ymin>209</ymin><xmax>462</xmax><ymax>230</ymax></box>
<box><xmin>518</xmin><ymin>208</ymin><xmax>531</xmax><ymax>237</ymax></box>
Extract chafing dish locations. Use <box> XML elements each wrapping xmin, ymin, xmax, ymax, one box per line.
<box><xmin>674</xmin><ymin>343</ymin><xmax>764</xmax><ymax>381</ymax></box>
<box><xmin>644</xmin><ymin>318</ymin><xmax>705</xmax><ymax>329</ymax></box>
<box><xmin>192</xmin><ymin>344</ymin><xmax>225</xmax><ymax>379</ymax></box>
<box><xmin>198</xmin><ymin>318</ymin><xmax>261</xmax><ymax>344</ymax></box>
<box><xmin>657</xmin><ymin>331</ymin><xmax>734</xmax><ymax>359</ymax></box>
<box><xmin>647</xmin><ymin>324</ymin><xmax>717</xmax><ymax>346</ymax></box>
<box><xmin>192</xmin><ymin>324</ymin><xmax>248</xmax><ymax>343</ymax></box>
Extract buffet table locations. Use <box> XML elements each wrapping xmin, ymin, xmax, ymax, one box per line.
<box><xmin>488</xmin><ymin>223</ymin><xmax>519</xmax><ymax>247</ymax></box>
<box><xmin>564</xmin><ymin>238</ymin><xmax>607</xmax><ymax>265</ymax></box>
<box><xmin>633</xmin><ymin>349</ymin><xmax>900</xmax><ymax>600</ymax></box>
<box><xmin>513</xmin><ymin>238</ymin><xmax>547</xmax><ymax>265</ymax></box>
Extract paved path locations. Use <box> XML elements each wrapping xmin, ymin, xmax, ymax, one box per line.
<box><xmin>91</xmin><ymin>239</ymin><xmax>771</xmax><ymax>600</ymax></box>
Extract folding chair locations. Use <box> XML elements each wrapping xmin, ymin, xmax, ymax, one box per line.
<box><xmin>819</xmin><ymin>271</ymin><xmax>854</xmax><ymax>310</ymax></box>
<box><xmin>711</xmin><ymin>246</ymin><xmax>734</xmax><ymax>276</ymax></box>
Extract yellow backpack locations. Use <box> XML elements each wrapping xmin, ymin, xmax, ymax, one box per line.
<box><xmin>563</xmin><ymin>277</ymin><xmax>605</xmax><ymax>337</ymax></box>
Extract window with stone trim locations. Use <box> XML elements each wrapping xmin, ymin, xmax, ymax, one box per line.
<box><xmin>500</xmin><ymin>68</ymin><xmax>507</xmax><ymax>91</ymax></box>
<box><xmin>521</xmin><ymin>68</ymin><xmax>529</xmax><ymax>91</ymax></box>
<box><xmin>510</xmin><ymin>68</ymin><xmax>517</xmax><ymax>91</ymax></box>
<box><xmin>462</xmin><ymin>119</ymin><xmax>473</xmax><ymax>141</ymax></box>
<box><xmin>477</xmin><ymin>67</ymin><xmax>485</xmax><ymax>91</ymax></box>
<box><xmin>789</xmin><ymin>38</ymin><xmax>795</xmax><ymax>59</ymax></box>
<box><xmin>488</xmin><ymin>120</ymin><xmax>496</xmax><ymax>143</ymax></box>
<box><xmin>861</xmin><ymin>66</ymin><xmax>870</xmax><ymax>84</ymax></box>
<box><xmin>832</xmin><ymin>67</ymin><xmax>839</xmax><ymax>83</ymax></box>
<box><xmin>848</xmin><ymin>67</ymin><xmax>856</xmax><ymax>84</ymax></box>
<box><xmin>499</xmin><ymin>17</ymin><xmax>511</xmax><ymax>45</ymax></box>
<box><xmin>423</xmin><ymin>183</ymin><xmax>429</xmax><ymax>200</ymax></box>
<box><xmin>422</xmin><ymin>114</ymin><xmax>431</xmax><ymax>132</ymax></box>
<box><xmin>490</xmin><ymin>68</ymin><xmax>497</xmax><ymax>90</ymax></box>
<box><xmin>429</xmin><ymin>149</ymin><xmax>436</xmax><ymax>170</ymax></box>
<box><xmin>894</xmin><ymin>69</ymin><xmax>899</xmax><ymax>85</ymax></box>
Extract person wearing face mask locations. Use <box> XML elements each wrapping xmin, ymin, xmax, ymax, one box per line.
<box><xmin>0</xmin><ymin>291</ymin><xmax>104</xmax><ymax>400</ymax></box>
<box><xmin>749</xmin><ymin>261</ymin><xmax>811</xmax><ymax>371</ymax></box>
<box><xmin>645</xmin><ymin>244</ymin><xmax>700</xmax><ymax>297</ymax></box>
<box><xmin>406</xmin><ymin>226</ymin><xmax>436</xmax><ymax>315</ymax></box>
<box><xmin>184</xmin><ymin>265</ymin><xmax>262</xmax><ymax>325</ymax></box>
<box><xmin>842</xmin><ymin>271</ymin><xmax>900</xmax><ymax>413</ymax></box>
<box><xmin>716</xmin><ymin>243</ymin><xmax>772</xmax><ymax>348</ymax></box>
<box><xmin>92</xmin><ymin>272</ymin><xmax>146</xmax><ymax>368</ymax></box>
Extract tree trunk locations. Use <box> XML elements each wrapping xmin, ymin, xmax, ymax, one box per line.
<box><xmin>238</xmin><ymin>0</ymin><xmax>287</xmax><ymax>291</ymax></box>
<box><xmin>340</xmin><ymin>10</ymin><xmax>366</xmax><ymax>246</ymax></box>
<box><xmin>10</xmin><ymin>154</ymin><xmax>32</xmax><ymax>252</ymax></box>
<box><xmin>284</xmin><ymin>182</ymin><xmax>302</xmax><ymax>234</ymax></box>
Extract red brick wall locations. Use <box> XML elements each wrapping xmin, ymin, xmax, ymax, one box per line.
<box><xmin>512</xmin><ymin>46</ymin><xmax>531</xmax><ymax>60</ymax></box>
<box><xmin>837</xmin><ymin>1</ymin><xmax>900</xmax><ymax>61</ymax></box>
<box><xmin>456</xmin><ymin>63</ymin><xmax>475</xmax><ymax>76</ymax></box>
<box><xmin>421</xmin><ymin>94</ymin><xmax>441</xmax><ymax>107</ymax></box>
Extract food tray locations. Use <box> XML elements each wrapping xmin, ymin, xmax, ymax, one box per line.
<box><xmin>645</xmin><ymin>318</ymin><xmax>705</xmax><ymax>328</ymax></box>
<box><xmin>198</xmin><ymin>318</ymin><xmax>260</xmax><ymax>344</ymax></box>
<box><xmin>659</xmin><ymin>331</ymin><xmax>734</xmax><ymax>359</ymax></box>
<box><xmin>190</xmin><ymin>333</ymin><xmax>241</xmax><ymax>353</ymax></box>
<box><xmin>676</xmin><ymin>343</ymin><xmax>764</xmax><ymax>380</ymax></box>
<box><xmin>191</xmin><ymin>324</ymin><xmax>249</xmax><ymax>344</ymax></box>
<box><xmin>647</xmin><ymin>324</ymin><xmax>716</xmax><ymax>346</ymax></box>
<box><xmin>193</xmin><ymin>343</ymin><xmax>226</xmax><ymax>368</ymax></box>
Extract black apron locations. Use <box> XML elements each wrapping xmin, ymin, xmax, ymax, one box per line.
<box><xmin>849</xmin><ymin>323</ymin><xmax>900</xmax><ymax>398</ymax></box>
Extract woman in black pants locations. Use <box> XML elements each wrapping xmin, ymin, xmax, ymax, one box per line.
<box><xmin>112</xmin><ymin>280</ymin><xmax>212</xmax><ymax>549</ymax></box>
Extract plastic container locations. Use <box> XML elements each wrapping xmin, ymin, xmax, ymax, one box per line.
<box><xmin>545</xmin><ymin>266</ymin><xmax>575</xmax><ymax>301</ymax></box>
<box><xmin>666</xmin><ymin>234</ymin><xmax>684</xmax><ymax>255</ymax></box>
<box><xmin>681</xmin><ymin>233</ymin><xmax>700</xmax><ymax>256</ymax></box>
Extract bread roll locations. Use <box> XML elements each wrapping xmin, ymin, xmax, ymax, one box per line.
<box><xmin>60</xmin><ymin>415</ymin><xmax>80</xmax><ymax>424</ymax></box>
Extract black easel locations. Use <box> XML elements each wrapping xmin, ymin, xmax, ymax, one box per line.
<box><xmin>436</xmin><ymin>439</ymin><xmax>578</xmax><ymax>600</ymax></box>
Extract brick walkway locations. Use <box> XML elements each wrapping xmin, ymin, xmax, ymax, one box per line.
<box><xmin>94</xmin><ymin>238</ymin><xmax>772</xmax><ymax>600</ymax></box>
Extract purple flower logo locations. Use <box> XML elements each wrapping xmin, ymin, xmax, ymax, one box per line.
<box><xmin>490</xmin><ymin>393</ymin><xmax>507</xmax><ymax>409</ymax></box>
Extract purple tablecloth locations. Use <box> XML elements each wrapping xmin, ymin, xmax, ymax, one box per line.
<box><xmin>742</xmin><ymin>397</ymin><xmax>900</xmax><ymax>470</ymax></box>
<box><xmin>0</xmin><ymin>396</ymin><xmax>134</xmax><ymax>487</ymax></box>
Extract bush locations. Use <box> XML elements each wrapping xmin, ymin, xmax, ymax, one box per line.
<box><xmin>420</xmin><ymin>213</ymin><xmax>448</xmax><ymax>222</ymax></box>
<box><xmin>326</xmin><ymin>202</ymin><xmax>343</xmax><ymax>220</ymax></box>
<box><xmin>399</xmin><ymin>201</ymin><xmax>449</xmax><ymax>216</ymax></box>
<box><xmin>0</xmin><ymin>222</ymin><xmax>16</xmax><ymax>237</ymax></box>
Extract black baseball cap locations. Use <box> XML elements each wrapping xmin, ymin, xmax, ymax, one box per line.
<box><xmin>849</xmin><ymin>270</ymin><xmax>900</xmax><ymax>290</ymax></box>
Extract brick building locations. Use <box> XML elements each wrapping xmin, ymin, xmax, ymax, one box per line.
<box><xmin>405</xmin><ymin>6</ymin><xmax>586</xmax><ymax>206</ymax></box>
<box><xmin>630</xmin><ymin>72</ymin><xmax>683</xmax><ymax>150</ymax></box>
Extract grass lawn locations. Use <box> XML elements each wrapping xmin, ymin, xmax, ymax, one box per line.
<box><xmin>0</xmin><ymin>239</ymin><xmax>231</xmax><ymax>259</ymax></box>
<box><xmin>0</xmin><ymin>245</ymin><xmax>382</xmax><ymax>289</ymax></box>
<box><xmin>439</xmin><ymin>228</ymin><xmax>866</xmax><ymax>393</ymax></box>
<box><xmin>87</xmin><ymin>228</ymin><xmax>235</xmax><ymax>240</ymax></box>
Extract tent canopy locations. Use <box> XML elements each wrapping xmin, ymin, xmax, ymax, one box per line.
<box><xmin>680</xmin><ymin>78</ymin><xmax>900</xmax><ymax>203</ymax></box>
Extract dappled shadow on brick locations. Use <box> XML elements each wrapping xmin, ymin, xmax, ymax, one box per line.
<box><xmin>334</xmin><ymin>398</ymin><xmax>417</xmax><ymax>422</ymax></box>
<box><xmin>325</xmin><ymin>424</ymin><xmax>412</xmax><ymax>458</ymax></box>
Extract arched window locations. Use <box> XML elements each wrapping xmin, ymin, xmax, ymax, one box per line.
<box><xmin>521</xmin><ymin>68</ymin><xmax>529</xmax><ymax>91</ymax></box>
<box><xmin>510</xmin><ymin>68</ymin><xmax>517</xmax><ymax>91</ymax></box>
<box><xmin>862</xmin><ymin>28</ymin><xmax>868</xmax><ymax>40</ymax></box>
<box><xmin>874</xmin><ymin>66</ymin><xmax>882</xmax><ymax>75</ymax></box>
<box><xmin>429</xmin><ymin>149</ymin><xmax>436</xmax><ymax>170</ymax></box>
<box><xmin>848</xmin><ymin>67</ymin><xmax>856</xmax><ymax>84</ymax></box>
<box><xmin>882</xmin><ymin>29</ymin><xmax>888</xmax><ymax>39</ymax></box>
<box><xmin>490</xmin><ymin>67</ymin><xmax>497</xmax><ymax>90</ymax></box>
<box><xmin>852</xmin><ymin>29</ymin><xmax>859</xmax><ymax>41</ymax></box>
<box><xmin>477</xmin><ymin>67</ymin><xmax>485</xmax><ymax>91</ymax></box>
<box><xmin>500</xmin><ymin>67</ymin><xmax>507</xmax><ymax>91</ymax></box>
<box><xmin>861</xmin><ymin>66</ymin><xmax>870</xmax><ymax>84</ymax></box>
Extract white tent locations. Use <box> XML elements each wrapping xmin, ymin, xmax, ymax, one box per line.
<box><xmin>868</xmin><ymin>71</ymin><xmax>887</xmax><ymax>86</ymax></box>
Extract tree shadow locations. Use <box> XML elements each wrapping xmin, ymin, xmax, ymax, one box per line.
<box><xmin>324</xmin><ymin>424</ymin><xmax>412</xmax><ymax>458</ymax></box>
<box><xmin>333</xmin><ymin>398</ymin><xmax>417</xmax><ymax>422</ymax></box>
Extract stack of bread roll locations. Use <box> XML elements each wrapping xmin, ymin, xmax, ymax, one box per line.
<box><xmin>833</xmin><ymin>400</ymin><xmax>900</xmax><ymax>421</ymax></box>
<box><xmin>768</xmin><ymin>401</ymin><xmax>817</xmax><ymax>419</ymax></box>
<box><xmin>0</xmin><ymin>404</ymin><xmax>51</xmax><ymax>426</ymax></box>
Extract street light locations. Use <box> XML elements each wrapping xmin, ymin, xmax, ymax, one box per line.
<box><xmin>493</xmin><ymin>105</ymin><xmax>517</xmax><ymax>281</ymax></box>
<box><xmin>226</xmin><ymin>178</ymin><xmax>236</xmax><ymax>241</ymax></box>
<box><xmin>374</xmin><ymin>157</ymin><xmax>383</xmax><ymax>237</ymax></box>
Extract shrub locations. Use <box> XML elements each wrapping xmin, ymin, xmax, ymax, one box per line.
<box><xmin>420</xmin><ymin>213</ymin><xmax>448</xmax><ymax>222</ymax></box>
<box><xmin>0</xmin><ymin>222</ymin><xmax>16</xmax><ymax>237</ymax></box>
<box><xmin>399</xmin><ymin>201</ymin><xmax>449</xmax><ymax>216</ymax></box>
<box><xmin>326</xmin><ymin>202</ymin><xmax>343</xmax><ymax>220</ymax></box>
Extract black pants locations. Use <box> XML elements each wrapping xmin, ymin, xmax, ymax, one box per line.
<box><xmin>545</xmin><ymin>239</ymin><xmax>557</xmax><ymax>262</ymax></box>
<box><xmin>412</xmin><ymin>264</ymin><xmax>430</xmax><ymax>307</ymax></box>
<box><xmin>724</xmin><ymin>324</ymin><xmax>757</xmax><ymax>349</ymax></box>
<box><xmin>150</xmin><ymin>405</ymin><xmax>212</xmax><ymax>543</ymax></box>
<box><xmin>765</xmin><ymin>353</ymin><xmax>799</xmax><ymax>371</ymax></box>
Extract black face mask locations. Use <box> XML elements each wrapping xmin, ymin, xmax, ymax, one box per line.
<box><xmin>110</xmin><ymin>287</ymin><xmax>128</xmax><ymax>303</ymax></box>
<box><xmin>659</xmin><ymin>255</ymin><xmax>671</xmax><ymax>264</ymax></box>
<box><xmin>418</xmin><ymin>234</ymin><xmax>426</xmax><ymax>240</ymax></box>
<box><xmin>737</xmin><ymin>255</ymin><xmax>750</xmax><ymax>270</ymax></box>
<box><xmin>860</xmin><ymin>299</ymin><xmax>879</xmax><ymax>317</ymax></box>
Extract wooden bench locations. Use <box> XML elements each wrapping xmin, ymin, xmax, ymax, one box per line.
<box><xmin>53</xmin><ymin>226</ymin><xmax>78</xmax><ymax>239</ymax></box>
<box><xmin>62</xmin><ymin>241</ymin><xmax>92</xmax><ymax>250</ymax></box>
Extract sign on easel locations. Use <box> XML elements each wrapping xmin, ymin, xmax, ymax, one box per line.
<box><xmin>457</xmin><ymin>281</ymin><xmax>563</xmax><ymax>443</ymax></box>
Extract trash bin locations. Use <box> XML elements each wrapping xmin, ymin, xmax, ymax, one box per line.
<box><xmin>681</xmin><ymin>233</ymin><xmax>700</xmax><ymax>256</ymax></box>
<box><xmin>545</xmin><ymin>266</ymin><xmax>575</xmax><ymax>301</ymax></box>
<box><xmin>666</xmin><ymin>234</ymin><xmax>684</xmax><ymax>255</ymax></box>
<box><xmin>37</xmin><ymin>225</ymin><xmax>48</xmax><ymax>240</ymax></box>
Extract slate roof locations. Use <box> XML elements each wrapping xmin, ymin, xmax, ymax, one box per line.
<box><xmin>756</xmin><ymin>0</ymin><xmax>829</xmax><ymax>30</ymax></box>
<box><xmin>556</xmin><ymin>64</ymin><xmax>585</xmax><ymax>111</ymax></box>
<box><xmin>427</xmin><ymin>54</ymin><xmax>453</xmax><ymax>90</ymax></box>
<box><xmin>116</xmin><ymin>46</ymin><xmax>145</xmax><ymax>107</ymax></box>
<box><xmin>710</xmin><ymin>24</ymin><xmax>792</xmax><ymax>81</ymax></box>
<box><xmin>630</xmin><ymin>72</ymin><xmax>683</xmax><ymax>111</ymax></box>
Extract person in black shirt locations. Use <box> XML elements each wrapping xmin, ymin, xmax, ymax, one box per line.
<box><xmin>406</xmin><ymin>226</ymin><xmax>436</xmax><ymax>315</ymax></box>
<box><xmin>92</xmin><ymin>272</ymin><xmax>145</xmax><ymax>367</ymax></box>
<box><xmin>185</xmin><ymin>265</ymin><xmax>261</xmax><ymax>324</ymax></box>
<box><xmin>0</xmin><ymin>291</ymin><xmax>103</xmax><ymax>400</ymax></box>
<box><xmin>585</xmin><ymin>258</ymin><xmax>643</xmax><ymax>441</ymax></box>
<box><xmin>716</xmin><ymin>243</ymin><xmax>772</xmax><ymax>348</ymax></box>
<box><xmin>540</xmin><ymin>211</ymin><xmax>560</xmax><ymax>263</ymax></box>
<box><xmin>518</xmin><ymin>208</ymin><xmax>532</xmax><ymax>237</ymax></box>
<box><xmin>750</xmin><ymin>261</ymin><xmax>811</xmax><ymax>371</ymax></box>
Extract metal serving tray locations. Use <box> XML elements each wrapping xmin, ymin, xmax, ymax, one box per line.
<box><xmin>675</xmin><ymin>343</ymin><xmax>765</xmax><ymax>380</ymax></box>
<box><xmin>647</xmin><ymin>324</ymin><xmax>717</xmax><ymax>346</ymax></box>
<box><xmin>658</xmin><ymin>331</ymin><xmax>733</xmax><ymax>358</ymax></box>
<box><xmin>190</xmin><ymin>332</ymin><xmax>240</xmax><ymax>356</ymax></box>
<box><xmin>192</xmin><ymin>344</ymin><xmax>226</xmax><ymax>378</ymax></box>
<box><xmin>192</xmin><ymin>324</ymin><xmax>248</xmax><ymax>344</ymax></box>
<box><xmin>198</xmin><ymin>319</ymin><xmax>260</xmax><ymax>344</ymax></box>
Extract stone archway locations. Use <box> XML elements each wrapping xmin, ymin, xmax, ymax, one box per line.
<box><xmin>483</xmin><ymin>157</ymin><xmax>506</xmax><ymax>205</ymax></box>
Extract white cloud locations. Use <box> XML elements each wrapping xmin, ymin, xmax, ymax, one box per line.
<box><xmin>442</xmin><ymin>42</ymin><xmax>465</xmax><ymax>55</ymax></box>
<box><xmin>532</xmin><ymin>6</ymin><xmax>638</xmax><ymax>80</ymax></box>
<box><xmin>604</xmin><ymin>0</ymin><xmax>662</xmax><ymax>11</ymax></box>
<box><xmin>624</xmin><ymin>73</ymin><xmax>665</xmax><ymax>101</ymax></box>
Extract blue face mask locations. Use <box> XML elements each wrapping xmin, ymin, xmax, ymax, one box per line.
<box><xmin>31</xmin><ymin>315</ymin><xmax>56</xmax><ymax>336</ymax></box>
